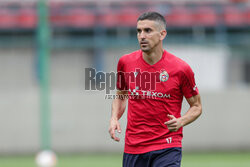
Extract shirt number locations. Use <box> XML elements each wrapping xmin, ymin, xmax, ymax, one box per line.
<box><xmin>166</xmin><ymin>137</ymin><xmax>172</xmax><ymax>144</ymax></box>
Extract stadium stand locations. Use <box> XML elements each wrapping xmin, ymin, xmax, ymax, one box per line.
<box><xmin>0</xmin><ymin>1</ymin><xmax>249</xmax><ymax>29</ymax></box>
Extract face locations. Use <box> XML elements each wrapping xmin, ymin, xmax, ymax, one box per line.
<box><xmin>137</xmin><ymin>20</ymin><xmax>166</xmax><ymax>52</ymax></box>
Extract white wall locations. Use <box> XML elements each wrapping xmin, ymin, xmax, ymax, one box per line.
<box><xmin>166</xmin><ymin>44</ymin><xmax>230</xmax><ymax>91</ymax></box>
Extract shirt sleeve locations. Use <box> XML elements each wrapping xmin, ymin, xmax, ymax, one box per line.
<box><xmin>180</xmin><ymin>65</ymin><xmax>199</xmax><ymax>98</ymax></box>
<box><xmin>116</xmin><ymin>57</ymin><xmax>127</xmax><ymax>91</ymax></box>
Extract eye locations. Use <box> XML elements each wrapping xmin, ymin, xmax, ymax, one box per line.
<box><xmin>145</xmin><ymin>28</ymin><xmax>152</xmax><ymax>33</ymax></box>
<box><xmin>137</xmin><ymin>29</ymin><xmax>142</xmax><ymax>33</ymax></box>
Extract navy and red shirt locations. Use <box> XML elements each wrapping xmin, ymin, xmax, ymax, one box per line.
<box><xmin>117</xmin><ymin>50</ymin><xmax>199</xmax><ymax>154</ymax></box>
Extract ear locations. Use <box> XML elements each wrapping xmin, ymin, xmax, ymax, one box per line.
<box><xmin>160</xmin><ymin>30</ymin><xmax>167</xmax><ymax>41</ymax></box>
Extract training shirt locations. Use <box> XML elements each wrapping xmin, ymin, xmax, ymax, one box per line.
<box><xmin>116</xmin><ymin>50</ymin><xmax>199</xmax><ymax>154</ymax></box>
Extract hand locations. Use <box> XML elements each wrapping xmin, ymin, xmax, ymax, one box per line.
<box><xmin>109</xmin><ymin>118</ymin><xmax>121</xmax><ymax>142</ymax></box>
<box><xmin>164</xmin><ymin>115</ymin><xmax>182</xmax><ymax>132</ymax></box>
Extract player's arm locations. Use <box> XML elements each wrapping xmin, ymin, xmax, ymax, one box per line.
<box><xmin>109</xmin><ymin>90</ymin><xmax>128</xmax><ymax>142</ymax></box>
<box><xmin>165</xmin><ymin>94</ymin><xmax>202</xmax><ymax>132</ymax></box>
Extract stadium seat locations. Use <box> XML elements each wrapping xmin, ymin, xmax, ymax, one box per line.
<box><xmin>66</xmin><ymin>8</ymin><xmax>96</xmax><ymax>28</ymax></box>
<box><xmin>117</xmin><ymin>8</ymin><xmax>140</xmax><ymax>27</ymax></box>
<box><xmin>166</xmin><ymin>6</ymin><xmax>194</xmax><ymax>27</ymax></box>
<box><xmin>0</xmin><ymin>9</ymin><xmax>17</xmax><ymax>28</ymax></box>
<box><xmin>244</xmin><ymin>7</ymin><xmax>250</xmax><ymax>25</ymax></box>
<box><xmin>50</xmin><ymin>11</ymin><xmax>68</xmax><ymax>27</ymax></box>
<box><xmin>99</xmin><ymin>9</ymin><xmax>120</xmax><ymax>28</ymax></box>
<box><xmin>18</xmin><ymin>8</ymin><xmax>37</xmax><ymax>28</ymax></box>
<box><xmin>223</xmin><ymin>6</ymin><xmax>246</xmax><ymax>26</ymax></box>
<box><xmin>193</xmin><ymin>6</ymin><xmax>218</xmax><ymax>27</ymax></box>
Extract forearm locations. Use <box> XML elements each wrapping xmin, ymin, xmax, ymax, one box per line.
<box><xmin>179</xmin><ymin>104</ymin><xmax>202</xmax><ymax>127</ymax></box>
<box><xmin>179</xmin><ymin>94</ymin><xmax>202</xmax><ymax>127</ymax></box>
<box><xmin>109</xmin><ymin>93</ymin><xmax>127</xmax><ymax>142</ymax></box>
<box><xmin>111</xmin><ymin>98</ymin><xmax>127</xmax><ymax>120</ymax></box>
<box><xmin>165</xmin><ymin>94</ymin><xmax>202</xmax><ymax>132</ymax></box>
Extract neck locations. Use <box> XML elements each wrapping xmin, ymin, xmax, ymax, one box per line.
<box><xmin>142</xmin><ymin>46</ymin><xmax>164</xmax><ymax>65</ymax></box>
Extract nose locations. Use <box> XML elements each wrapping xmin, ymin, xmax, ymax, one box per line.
<box><xmin>138</xmin><ymin>31</ymin><xmax>146</xmax><ymax>39</ymax></box>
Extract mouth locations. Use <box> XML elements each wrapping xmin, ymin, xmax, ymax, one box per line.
<box><xmin>140</xmin><ymin>41</ymin><xmax>149</xmax><ymax>46</ymax></box>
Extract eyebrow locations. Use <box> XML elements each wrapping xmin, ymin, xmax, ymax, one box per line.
<box><xmin>137</xmin><ymin>27</ymin><xmax>153</xmax><ymax>31</ymax></box>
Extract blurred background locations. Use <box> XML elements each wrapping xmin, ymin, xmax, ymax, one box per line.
<box><xmin>0</xmin><ymin>0</ymin><xmax>250</xmax><ymax>166</ymax></box>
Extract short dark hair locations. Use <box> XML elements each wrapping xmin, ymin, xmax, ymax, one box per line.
<box><xmin>137</xmin><ymin>12</ymin><xmax>166</xmax><ymax>30</ymax></box>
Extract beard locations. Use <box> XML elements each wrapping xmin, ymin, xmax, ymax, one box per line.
<box><xmin>140</xmin><ymin>40</ymin><xmax>161</xmax><ymax>53</ymax></box>
<box><xmin>141</xmin><ymin>47</ymin><xmax>151</xmax><ymax>52</ymax></box>
<box><xmin>140</xmin><ymin>44</ymin><xmax>151</xmax><ymax>52</ymax></box>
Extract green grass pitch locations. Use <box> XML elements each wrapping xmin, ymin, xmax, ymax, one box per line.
<box><xmin>0</xmin><ymin>152</ymin><xmax>249</xmax><ymax>167</ymax></box>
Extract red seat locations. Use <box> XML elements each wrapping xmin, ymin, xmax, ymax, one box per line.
<box><xmin>0</xmin><ymin>9</ymin><xmax>17</xmax><ymax>28</ymax></box>
<box><xmin>244</xmin><ymin>7</ymin><xmax>250</xmax><ymax>25</ymax></box>
<box><xmin>50</xmin><ymin>12</ymin><xmax>68</xmax><ymax>27</ymax></box>
<box><xmin>118</xmin><ymin>8</ymin><xmax>140</xmax><ymax>27</ymax></box>
<box><xmin>166</xmin><ymin>7</ymin><xmax>194</xmax><ymax>27</ymax></box>
<box><xmin>66</xmin><ymin>8</ymin><xmax>96</xmax><ymax>28</ymax></box>
<box><xmin>18</xmin><ymin>8</ymin><xmax>37</xmax><ymax>28</ymax></box>
<box><xmin>100</xmin><ymin>10</ymin><xmax>120</xmax><ymax>28</ymax></box>
<box><xmin>49</xmin><ymin>1</ymin><xmax>67</xmax><ymax>27</ymax></box>
<box><xmin>193</xmin><ymin>6</ymin><xmax>218</xmax><ymax>27</ymax></box>
<box><xmin>223</xmin><ymin>6</ymin><xmax>246</xmax><ymax>26</ymax></box>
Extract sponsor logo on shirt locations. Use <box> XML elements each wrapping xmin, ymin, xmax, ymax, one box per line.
<box><xmin>141</xmin><ymin>90</ymin><xmax>171</xmax><ymax>98</ymax></box>
<box><xmin>128</xmin><ymin>89</ymin><xmax>171</xmax><ymax>99</ymax></box>
<box><xmin>129</xmin><ymin>86</ymin><xmax>139</xmax><ymax>96</ymax></box>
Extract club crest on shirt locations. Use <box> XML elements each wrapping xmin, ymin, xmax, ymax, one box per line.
<box><xmin>160</xmin><ymin>70</ymin><xmax>169</xmax><ymax>82</ymax></box>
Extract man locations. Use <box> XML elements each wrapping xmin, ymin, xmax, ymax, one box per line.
<box><xmin>109</xmin><ymin>12</ymin><xmax>202</xmax><ymax>167</ymax></box>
